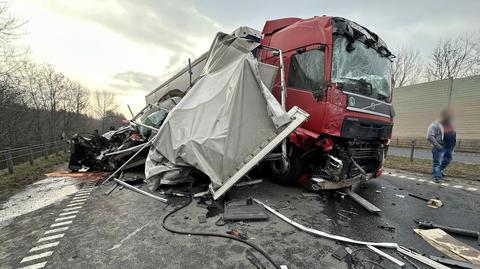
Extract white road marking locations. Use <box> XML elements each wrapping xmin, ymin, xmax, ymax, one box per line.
<box><xmin>62</xmin><ymin>206</ymin><xmax>82</xmax><ymax>211</ymax></box>
<box><xmin>77</xmin><ymin>189</ymin><xmax>92</xmax><ymax>193</ymax></box>
<box><xmin>20</xmin><ymin>251</ymin><xmax>53</xmax><ymax>263</ymax></box>
<box><xmin>67</xmin><ymin>202</ymin><xmax>84</xmax><ymax>207</ymax></box>
<box><xmin>74</xmin><ymin>193</ymin><xmax>90</xmax><ymax>197</ymax></box>
<box><xmin>59</xmin><ymin>210</ymin><xmax>79</xmax><ymax>216</ymax></box>
<box><xmin>44</xmin><ymin>227</ymin><xmax>69</xmax><ymax>235</ymax></box>
<box><xmin>55</xmin><ymin>215</ymin><xmax>76</xmax><ymax>222</ymax></box>
<box><xmin>18</xmin><ymin>262</ymin><xmax>47</xmax><ymax>269</ymax></box>
<box><xmin>391</xmin><ymin>173</ymin><xmax>478</xmax><ymax>192</ymax></box>
<box><xmin>38</xmin><ymin>234</ymin><xmax>64</xmax><ymax>242</ymax></box>
<box><xmin>29</xmin><ymin>242</ymin><xmax>59</xmax><ymax>252</ymax></box>
<box><xmin>50</xmin><ymin>221</ymin><xmax>72</xmax><ymax>227</ymax></box>
<box><xmin>71</xmin><ymin>198</ymin><xmax>87</xmax><ymax>202</ymax></box>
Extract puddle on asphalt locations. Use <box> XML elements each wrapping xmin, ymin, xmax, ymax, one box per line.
<box><xmin>0</xmin><ymin>176</ymin><xmax>80</xmax><ymax>227</ymax></box>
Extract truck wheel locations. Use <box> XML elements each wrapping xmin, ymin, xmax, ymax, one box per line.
<box><xmin>268</xmin><ymin>149</ymin><xmax>303</xmax><ymax>186</ymax></box>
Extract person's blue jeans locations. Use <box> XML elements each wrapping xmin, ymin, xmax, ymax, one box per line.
<box><xmin>432</xmin><ymin>146</ymin><xmax>454</xmax><ymax>179</ymax></box>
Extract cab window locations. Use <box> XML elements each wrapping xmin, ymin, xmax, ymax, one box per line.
<box><xmin>288</xmin><ymin>49</ymin><xmax>325</xmax><ymax>92</ymax></box>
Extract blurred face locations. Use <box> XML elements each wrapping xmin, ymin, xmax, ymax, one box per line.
<box><xmin>440</xmin><ymin>109</ymin><xmax>454</xmax><ymax>124</ymax></box>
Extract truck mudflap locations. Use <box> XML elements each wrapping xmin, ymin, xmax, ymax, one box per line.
<box><xmin>305</xmin><ymin>173</ymin><xmax>373</xmax><ymax>191</ymax></box>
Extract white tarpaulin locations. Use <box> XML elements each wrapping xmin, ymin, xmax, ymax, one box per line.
<box><xmin>145</xmin><ymin>33</ymin><xmax>290</xmax><ymax>188</ymax></box>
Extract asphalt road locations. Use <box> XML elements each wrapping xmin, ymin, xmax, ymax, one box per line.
<box><xmin>388</xmin><ymin>147</ymin><xmax>480</xmax><ymax>164</ymax></box>
<box><xmin>1</xmin><ymin>170</ymin><xmax>479</xmax><ymax>269</ymax></box>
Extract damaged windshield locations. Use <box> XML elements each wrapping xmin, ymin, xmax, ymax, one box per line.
<box><xmin>332</xmin><ymin>36</ymin><xmax>391</xmax><ymax>101</ymax></box>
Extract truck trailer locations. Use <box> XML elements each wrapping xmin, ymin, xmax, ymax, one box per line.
<box><xmin>145</xmin><ymin>16</ymin><xmax>395</xmax><ymax>191</ymax></box>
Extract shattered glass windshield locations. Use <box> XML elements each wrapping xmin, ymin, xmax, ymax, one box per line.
<box><xmin>332</xmin><ymin>36</ymin><xmax>391</xmax><ymax>101</ymax></box>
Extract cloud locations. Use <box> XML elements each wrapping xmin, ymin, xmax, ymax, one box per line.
<box><xmin>110</xmin><ymin>70</ymin><xmax>162</xmax><ymax>93</ymax></box>
<box><xmin>39</xmin><ymin>0</ymin><xmax>224</xmax><ymax>56</ymax></box>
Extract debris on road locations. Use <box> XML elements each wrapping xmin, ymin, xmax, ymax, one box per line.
<box><xmin>427</xmin><ymin>198</ymin><xmax>444</xmax><ymax>208</ymax></box>
<box><xmin>224</xmin><ymin>198</ymin><xmax>268</xmax><ymax>221</ymax></box>
<box><xmin>397</xmin><ymin>246</ymin><xmax>451</xmax><ymax>269</ymax></box>
<box><xmin>414</xmin><ymin>228</ymin><xmax>480</xmax><ymax>265</ymax></box>
<box><xmin>377</xmin><ymin>224</ymin><xmax>396</xmax><ymax>232</ymax></box>
<box><xmin>331</xmin><ymin>247</ymin><xmax>349</xmax><ymax>261</ymax></box>
<box><xmin>253</xmin><ymin>198</ymin><xmax>397</xmax><ymax>248</ymax></box>
<box><xmin>409</xmin><ymin>193</ymin><xmax>444</xmax><ymax>208</ymax></box>
<box><xmin>366</xmin><ymin>245</ymin><xmax>405</xmax><ymax>267</ymax></box>
<box><xmin>429</xmin><ymin>255</ymin><xmax>480</xmax><ymax>269</ymax></box>
<box><xmin>345</xmin><ymin>189</ymin><xmax>382</xmax><ymax>213</ymax></box>
<box><xmin>414</xmin><ymin>219</ymin><xmax>480</xmax><ymax>244</ymax></box>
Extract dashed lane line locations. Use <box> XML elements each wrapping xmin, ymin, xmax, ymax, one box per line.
<box><xmin>67</xmin><ymin>202</ymin><xmax>84</xmax><ymax>207</ymax></box>
<box><xmin>18</xmin><ymin>185</ymin><xmax>94</xmax><ymax>268</ymax></box>
<box><xmin>76</xmin><ymin>190</ymin><xmax>92</xmax><ymax>194</ymax></box>
<box><xmin>37</xmin><ymin>234</ymin><xmax>64</xmax><ymax>242</ymax></box>
<box><xmin>62</xmin><ymin>206</ymin><xmax>82</xmax><ymax>211</ymax></box>
<box><xmin>58</xmin><ymin>210</ymin><xmax>78</xmax><ymax>216</ymax></box>
<box><xmin>44</xmin><ymin>227</ymin><xmax>69</xmax><ymax>235</ymax></box>
<box><xmin>29</xmin><ymin>242</ymin><xmax>59</xmax><ymax>252</ymax></box>
<box><xmin>20</xmin><ymin>251</ymin><xmax>53</xmax><ymax>263</ymax></box>
<box><xmin>18</xmin><ymin>262</ymin><xmax>47</xmax><ymax>269</ymax></box>
<box><xmin>50</xmin><ymin>221</ymin><xmax>72</xmax><ymax>228</ymax></box>
<box><xmin>387</xmin><ymin>173</ymin><xmax>478</xmax><ymax>192</ymax></box>
<box><xmin>55</xmin><ymin>215</ymin><xmax>76</xmax><ymax>222</ymax></box>
<box><xmin>71</xmin><ymin>197</ymin><xmax>88</xmax><ymax>201</ymax></box>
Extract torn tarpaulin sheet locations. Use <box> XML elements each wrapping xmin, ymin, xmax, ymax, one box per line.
<box><xmin>145</xmin><ymin>32</ymin><xmax>289</xmax><ymax>190</ymax></box>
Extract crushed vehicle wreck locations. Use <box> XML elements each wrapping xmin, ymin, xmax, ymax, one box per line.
<box><xmin>67</xmin><ymin>97</ymin><xmax>179</xmax><ymax>173</ymax></box>
<box><xmin>146</xmin><ymin>16</ymin><xmax>396</xmax><ymax>193</ymax></box>
<box><xmin>144</xmin><ymin>32</ymin><xmax>307</xmax><ymax>198</ymax></box>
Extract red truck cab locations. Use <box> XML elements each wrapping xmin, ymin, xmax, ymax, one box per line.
<box><xmin>260</xmin><ymin>16</ymin><xmax>395</xmax><ymax>190</ymax></box>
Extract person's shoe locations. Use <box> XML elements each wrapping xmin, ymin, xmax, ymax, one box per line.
<box><xmin>433</xmin><ymin>177</ymin><xmax>442</xmax><ymax>183</ymax></box>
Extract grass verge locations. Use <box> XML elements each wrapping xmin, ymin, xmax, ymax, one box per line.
<box><xmin>0</xmin><ymin>153</ymin><xmax>69</xmax><ymax>200</ymax></box>
<box><xmin>385</xmin><ymin>155</ymin><xmax>480</xmax><ymax>181</ymax></box>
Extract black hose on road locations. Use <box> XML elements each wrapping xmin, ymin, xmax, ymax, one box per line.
<box><xmin>161</xmin><ymin>195</ymin><xmax>281</xmax><ymax>269</ymax></box>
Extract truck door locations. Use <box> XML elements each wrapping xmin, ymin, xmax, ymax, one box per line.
<box><xmin>282</xmin><ymin>46</ymin><xmax>328</xmax><ymax>135</ymax></box>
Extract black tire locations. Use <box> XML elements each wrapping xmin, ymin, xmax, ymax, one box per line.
<box><xmin>268</xmin><ymin>148</ymin><xmax>304</xmax><ymax>186</ymax></box>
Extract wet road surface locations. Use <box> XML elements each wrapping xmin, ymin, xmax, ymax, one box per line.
<box><xmin>388</xmin><ymin>147</ymin><xmax>480</xmax><ymax>164</ymax></box>
<box><xmin>1</xmin><ymin>170</ymin><xmax>479</xmax><ymax>269</ymax></box>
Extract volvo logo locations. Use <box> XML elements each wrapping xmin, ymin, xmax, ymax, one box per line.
<box><xmin>348</xmin><ymin>96</ymin><xmax>356</xmax><ymax>107</ymax></box>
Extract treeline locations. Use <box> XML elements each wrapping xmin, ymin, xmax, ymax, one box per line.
<box><xmin>0</xmin><ymin>4</ymin><xmax>125</xmax><ymax>148</ymax></box>
<box><xmin>392</xmin><ymin>33</ymin><xmax>480</xmax><ymax>88</ymax></box>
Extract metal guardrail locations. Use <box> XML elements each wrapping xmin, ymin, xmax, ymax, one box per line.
<box><xmin>0</xmin><ymin>141</ymin><xmax>68</xmax><ymax>174</ymax></box>
<box><xmin>392</xmin><ymin>137</ymin><xmax>480</xmax><ymax>153</ymax></box>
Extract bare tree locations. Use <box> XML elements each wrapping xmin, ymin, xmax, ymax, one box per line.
<box><xmin>391</xmin><ymin>47</ymin><xmax>423</xmax><ymax>88</ymax></box>
<box><xmin>426</xmin><ymin>34</ymin><xmax>480</xmax><ymax>80</ymax></box>
<box><xmin>92</xmin><ymin>90</ymin><xmax>120</xmax><ymax>132</ymax></box>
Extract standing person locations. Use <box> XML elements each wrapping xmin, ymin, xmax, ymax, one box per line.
<box><xmin>426</xmin><ymin>108</ymin><xmax>456</xmax><ymax>183</ymax></box>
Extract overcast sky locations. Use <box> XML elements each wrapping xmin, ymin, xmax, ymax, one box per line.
<box><xmin>9</xmin><ymin>0</ymin><xmax>480</xmax><ymax>115</ymax></box>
